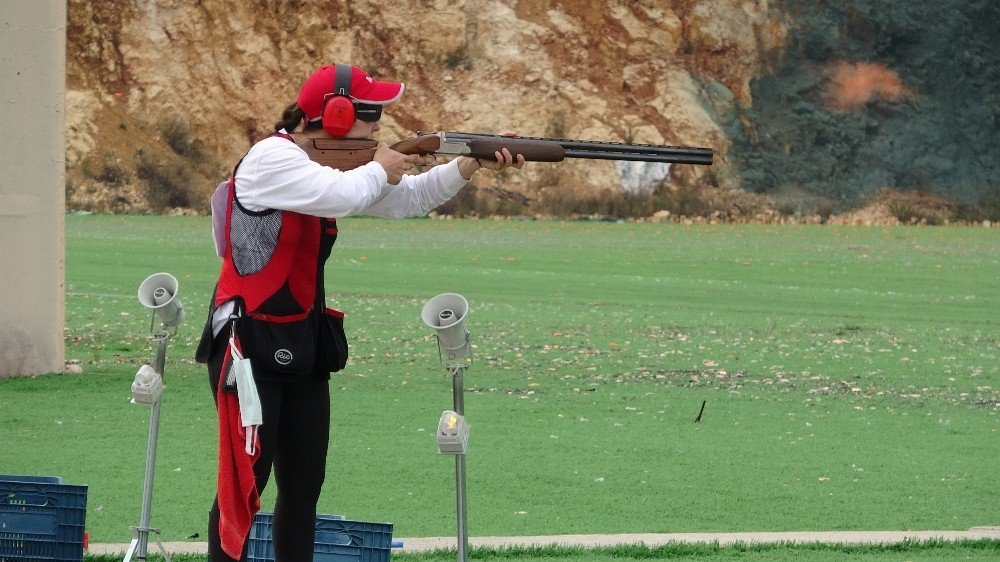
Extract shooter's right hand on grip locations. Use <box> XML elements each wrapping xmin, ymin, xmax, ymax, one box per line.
<box><xmin>374</xmin><ymin>141</ymin><xmax>426</xmax><ymax>184</ymax></box>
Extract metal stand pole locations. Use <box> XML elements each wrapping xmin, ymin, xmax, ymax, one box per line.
<box><xmin>124</xmin><ymin>334</ymin><xmax>172</xmax><ymax>562</ymax></box>
<box><xmin>449</xmin><ymin>364</ymin><xmax>469</xmax><ymax>562</ymax></box>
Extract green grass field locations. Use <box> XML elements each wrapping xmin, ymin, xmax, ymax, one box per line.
<box><xmin>1</xmin><ymin>215</ymin><xmax>997</xmax><ymax>555</ymax></box>
<box><xmin>81</xmin><ymin>540</ymin><xmax>1000</xmax><ymax>562</ymax></box>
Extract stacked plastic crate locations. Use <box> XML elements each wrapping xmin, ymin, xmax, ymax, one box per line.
<box><xmin>247</xmin><ymin>512</ymin><xmax>395</xmax><ymax>562</ymax></box>
<box><xmin>0</xmin><ymin>475</ymin><xmax>88</xmax><ymax>562</ymax></box>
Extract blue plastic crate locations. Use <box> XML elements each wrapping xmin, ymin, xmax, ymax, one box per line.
<box><xmin>247</xmin><ymin>512</ymin><xmax>393</xmax><ymax>562</ymax></box>
<box><xmin>0</xmin><ymin>476</ymin><xmax>87</xmax><ymax>562</ymax></box>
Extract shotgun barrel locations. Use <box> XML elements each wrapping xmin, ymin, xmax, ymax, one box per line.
<box><xmin>442</xmin><ymin>131</ymin><xmax>713</xmax><ymax>165</ymax></box>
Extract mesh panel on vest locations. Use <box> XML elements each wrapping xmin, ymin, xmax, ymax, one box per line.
<box><xmin>230</xmin><ymin>202</ymin><xmax>282</xmax><ymax>276</ymax></box>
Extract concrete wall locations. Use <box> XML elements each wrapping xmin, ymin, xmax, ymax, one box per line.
<box><xmin>0</xmin><ymin>2</ymin><xmax>66</xmax><ymax>377</ymax></box>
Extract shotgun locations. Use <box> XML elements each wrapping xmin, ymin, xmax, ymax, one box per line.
<box><xmin>295</xmin><ymin>131</ymin><xmax>713</xmax><ymax>170</ymax></box>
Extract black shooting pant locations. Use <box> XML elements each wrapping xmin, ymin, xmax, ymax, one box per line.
<box><xmin>206</xmin><ymin>331</ymin><xmax>330</xmax><ymax>561</ymax></box>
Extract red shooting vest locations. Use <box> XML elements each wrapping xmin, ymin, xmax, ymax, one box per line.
<box><xmin>196</xmin><ymin>133</ymin><xmax>343</xmax><ymax>375</ymax></box>
<box><xmin>217</xmin><ymin>133</ymin><xmax>334</xmax><ymax>316</ymax></box>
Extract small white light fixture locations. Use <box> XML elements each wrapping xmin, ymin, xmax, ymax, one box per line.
<box><xmin>436</xmin><ymin>410</ymin><xmax>471</xmax><ymax>455</ymax></box>
<box><xmin>130</xmin><ymin>364</ymin><xmax>163</xmax><ymax>405</ymax></box>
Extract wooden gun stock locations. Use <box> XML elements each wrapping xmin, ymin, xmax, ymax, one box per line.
<box><xmin>391</xmin><ymin>134</ymin><xmax>443</xmax><ymax>156</ymax></box>
<box><xmin>295</xmin><ymin>134</ymin><xmax>442</xmax><ymax>170</ymax></box>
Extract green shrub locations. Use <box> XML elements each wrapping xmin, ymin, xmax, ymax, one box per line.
<box><xmin>136</xmin><ymin>150</ymin><xmax>194</xmax><ymax>212</ymax></box>
<box><xmin>975</xmin><ymin>189</ymin><xmax>1000</xmax><ymax>222</ymax></box>
<box><xmin>158</xmin><ymin>118</ymin><xmax>203</xmax><ymax>160</ymax></box>
<box><xmin>443</xmin><ymin>47</ymin><xmax>473</xmax><ymax>70</ymax></box>
<box><xmin>867</xmin><ymin>187</ymin><xmax>956</xmax><ymax>225</ymax></box>
<box><xmin>95</xmin><ymin>154</ymin><xmax>130</xmax><ymax>188</ymax></box>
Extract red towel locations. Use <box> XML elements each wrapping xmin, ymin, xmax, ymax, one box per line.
<box><xmin>216</xmin><ymin>344</ymin><xmax>261</xmax><ymax>559</ymax></box>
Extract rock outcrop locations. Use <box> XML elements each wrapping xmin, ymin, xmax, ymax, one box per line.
<box><xmin>66</xmin><ymin>0</ymin><xmax>787</xmax><ymax>213</ymax></box>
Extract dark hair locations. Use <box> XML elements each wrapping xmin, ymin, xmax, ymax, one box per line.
<box><xmin>274</xmin><ymin>102</ymin><xmax>306</xmax><ymax>132</ymax></box>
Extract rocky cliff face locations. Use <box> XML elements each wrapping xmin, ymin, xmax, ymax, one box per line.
<box><xmin>65</xmin><ymin>0</ymin><xmax>786</xmax><ymax>213</ymax></box>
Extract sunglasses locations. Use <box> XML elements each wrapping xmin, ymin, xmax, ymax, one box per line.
<box><xmin>354</xmin><ymin>103</ymin><xmax>383</xmax><ymax>123</ymax></box>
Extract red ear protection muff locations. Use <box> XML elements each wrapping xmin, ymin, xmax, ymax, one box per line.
<box><xmin>322</xmin><ymin>63</ymin><xmax>354</xmax><ymax>137</ymax></box>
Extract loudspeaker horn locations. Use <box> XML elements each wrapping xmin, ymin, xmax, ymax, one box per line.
<box><xmin>138</xmin><ymin>273</ymin><xmax>185</xmax><ymax>328</ymax></box>
<box><xmin>421</xmin><ymin>293</ymin><xmax>470</xmax><ymax>361</ymax></box>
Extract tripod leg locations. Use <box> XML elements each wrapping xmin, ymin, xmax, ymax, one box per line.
<box><xmin>153</xmin><ymin>535</ymin><xmax>173</xmax><ymax>562</ymax></box>
<box><xmin>123</xmin><ymin>537</ymin><xmax>140</xmax><ymax>561</ymax></box>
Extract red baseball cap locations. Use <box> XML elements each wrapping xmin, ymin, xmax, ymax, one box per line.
<box><xmin>296</xmin><ymin>64</ymin><xmax>405</xmax><ymax>121</ymax></box>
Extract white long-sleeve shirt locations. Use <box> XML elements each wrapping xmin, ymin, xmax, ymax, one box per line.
<box><xmin>211</xmin><ymin>133</ymin><xmax>468</xmax><ymax>333</ymax></box>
